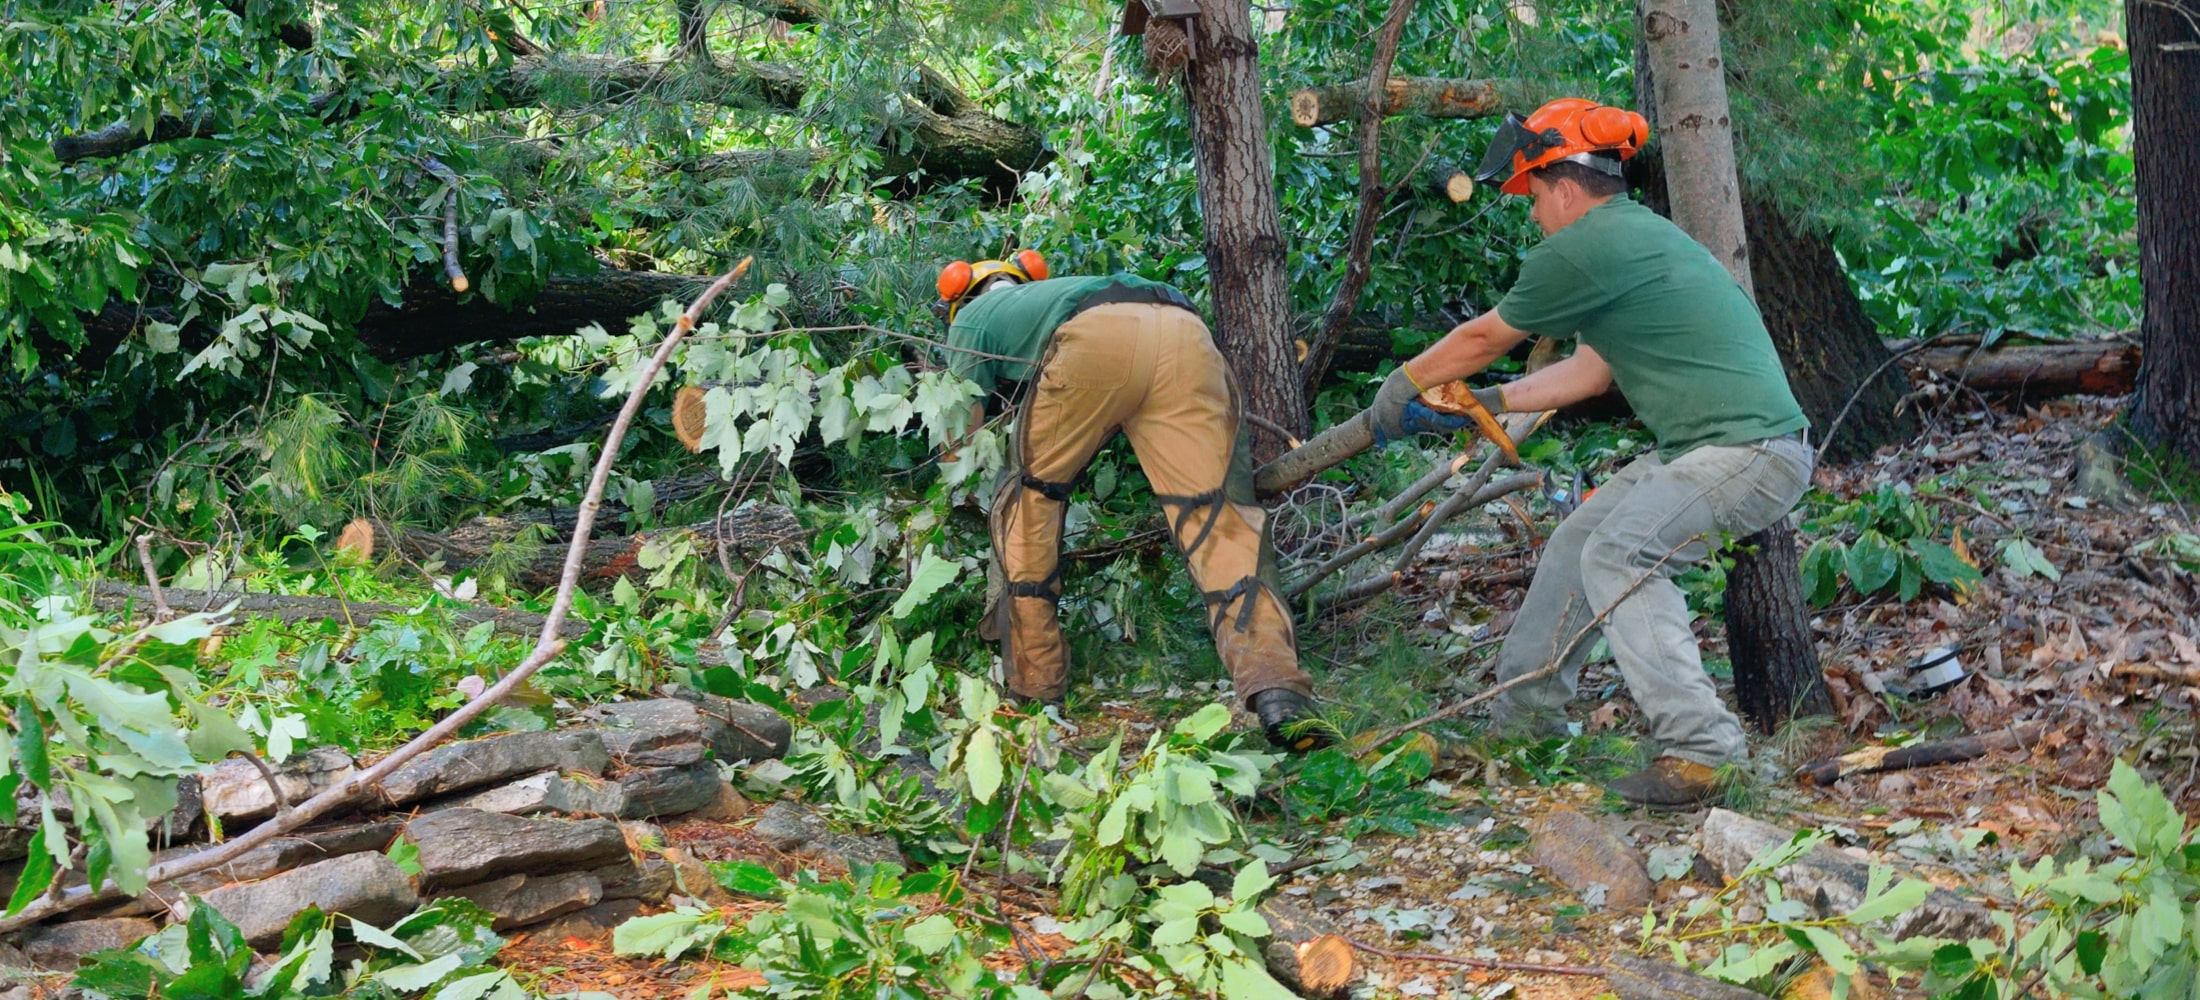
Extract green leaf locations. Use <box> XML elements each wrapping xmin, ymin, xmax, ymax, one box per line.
<box><xmin>1148</xmin><ymin>918</ymin><xmax>1199</xmax><ymax>947</ymax></box>
<box><xmin>183</xmin><ymin>699</ymin><xmax>254</xmax><ymax>762</ymax></box>
<box><xmin>1173</xmin><ymin>703</ymin><xmax>1233</xmax><ymax>743</ymax></box>
<box><xmin>2075</xmin><ymin>929</ymin><xmax>2107</xmax><ymax>976</ymax></box>
<box><xmin>6</xmin><ymin>828</ymin><xmax>55</xmax><ymax>917</ymax></box>
<box><xmin>1844</xmin><ymin>877</ymin><xmax>1934</xmax><ymax>925</ymax></box>
<box><xmin>374</xmin><ymin>952</ymin><xmax>464</xmax><ymax>989</ymax></box>
<box><xmin>1914</xmin><ymin>541</ymin><xmax>1982</xmax><ymax>587</ymax></box>
<box><xmin>964</xmin><ymin>727</ymin><xmax>1003</xmax><ymax>804</ymax></box>
<box><xmin>1158</xmin><ymin>828</ymin><xmax>1203</xmax><ymax>875</ymax></box>
<box><xmin>1846</xmin><ymin>530</ymin><xmax>1899</xmax><ymax>594</ymax></box>
<box><xmin>902</xmin><ymin>914</ymin><xmax>959</xmax><ymax>955</ymax></box>
<box><xmin>1217</xmin><ymin>909</ymin><xmax>1271</xmax><ymax>937</ymax></box>
<box><xmin>429</xmin><ymin>970</ymin><xmax>512</xmax><ymax>1000</ymax></box>
<box><xmin>15</xmin><ymin>697</ymin><xmax>50</xmax><ymax>790</ymax></box>
<box><xmin>349</xmin><ymin>916</ymin><xmax>424</xmax><ymax>960</ymax></box>
<box><xmin>386</xmin><ymin>836</ymin><xmax>423</xmax><ymax>878</ymax></box>
<box><xmin>1231</xmin><ymin>859</ymin><xmax>1275</xmax><ymax>902</ymax></box>
<box><xmin>891</xmin><ymin>547</ymin><xmax>963</xmax><ymax>619</ymax></box>
<box><xmin>712</xmin><ymin>860</ymin><xmax>780</xmax><ymax>898</ymax></box>
<box><xmin>2100</xmin><ymin>759</ymin><xmax>2184</xmax><ymax>857</ymax></box>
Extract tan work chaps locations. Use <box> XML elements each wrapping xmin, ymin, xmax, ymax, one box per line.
<box><xmin>984</xmin><ymin>302</ymin><xmax>1312</xmax><ymax>704</ymax></box>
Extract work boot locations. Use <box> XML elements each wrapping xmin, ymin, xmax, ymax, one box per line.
<box><xmin>1607</xmin><ymin>756</ymin><xmax>1725</xmax><ymax>808</ymax></box>
<box><xmin>1248</xmin><ymin>689</ymin><xmax>1339</xmax><ymax>753</ymax></box>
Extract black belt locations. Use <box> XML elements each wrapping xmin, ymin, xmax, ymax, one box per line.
<box><xmin>1067</xmin><ymin>283</ymin><xmax>1197</xmax><ymax>319</ymax></box>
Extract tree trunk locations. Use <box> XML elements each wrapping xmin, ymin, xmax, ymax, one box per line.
<box><xmin>1287</xmin><ymin>76</ymin><xmax>1505</xmax><ymax>127</ymax></box>
<box><xmin>1723</xmin><ymin>518</ymin><xmax>1831</xmax><ymax>733</ymax></box>
<box><xmin>2125</xmin><ymin>0</ymin><xmax>2200</xmax><ymax>466</ymax></box>
<box><xmin>1639</xmin><ymin>0</ymin><xmax>1830</xmax><ymax>730</ymax></box>
<box><xmin>1641</xmin><ymin>0</ymin><xmax>1753</xmax><ymax>293</ymax></box>
<box><xmin>1182</xmin><ymin>3</ymin><xmax>1307</xmax><ymax>458</ymax></box>
<box><xmin>356</xmin><ymin>267</ymin><xmax>708</xmax><ymax>359</ymax></box>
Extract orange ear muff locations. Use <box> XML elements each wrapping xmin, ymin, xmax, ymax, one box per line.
<box><xmin>1014</xmin><ymin>249</ymin><xmax>1048</xmax><ymax>281</ymax></box>
<box><xmin>1629</xmin><ymin>111</ymin><xmax>1650</xmax><ymax>146</ymax></box>
<box><xmin>1580</xmin><ymin>105</ymin><xmax>1637</xmax><ymax>147</ymax></box>
<box><xmin>938</xmin><ymin>260</ymin><xmax>974</xmax><ymax>302</ymax></box>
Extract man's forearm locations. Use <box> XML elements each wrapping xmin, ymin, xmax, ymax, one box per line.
<box><xmin>1488</xmin><ymin>350</ymin><xmax>1611</xmax><ymax>413</ymax></box>
<box><xmin>1402</xmin><ymin>311</ymin><xmax>1531</xmax><ymax>386</ymax></box>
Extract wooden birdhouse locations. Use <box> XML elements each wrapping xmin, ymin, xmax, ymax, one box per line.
<box><xmin>1120</xmin><ymin>0</ymin><xmax>1200</xmax><ymax>36</ymax></box>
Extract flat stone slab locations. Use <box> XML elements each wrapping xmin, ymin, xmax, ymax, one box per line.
<box><xmin>199</xmin><ymin>851</ymin><xmax>419</xmax><ymax>949</ymax></box>
<box><xmin>201</xmin><ymin>746</ymin><xmax>358</xmax><ymax>823</ymax></box>
<box><xmin>403</xmin><ymin>808</ymin><xmax>628</xmax><ymax>890</ymax></box>
<box><xmin>1531</xmin><ymin>808</ymin><xmax>1653</xmax><ymax>912</ymax></box>
<box><xmin>380</xmin><ymin>730</ymin><xmax>609</xmax><ymax>806</ymax></box>
<box><xmin>1701</xmin><ymin>808</ymin><xmax>1992</xmax><ymax>940</ymax></box>
<box><xmin>663</xmin><ymin>691</ymin><xmax>794</xmax><ymax>763</ymax></box>
<box><xmin>592</xmin><ymin>858</ymin><xmax>674</xmax><ymax>904</ymax></box>
<box><xmin>751</xmin><ymin>800</ymin><xmax>901</xmax><ymax>871</ymax></box>
<box><xmin>440</xmin><ymin>871</ymin><xmax>603</xmax><ymax>930</ymax></box>
<box><xmin>24</xmin><ymin>916</ymin><xmax>157</xmax><ymax>971</ymax></box>
<box><xmin>617</xmin><ymin>763</ymin><xmax>721</xmax><ymax>819</ymax></box>
<box><xmin>534</xmin><ymin>898</ymin><xmax>645</xmax><ymax>947</ymax></box>
<box><xmin>581</xmin><ymin>700</ymin><xmax>708</xmax><ymax>767</ymax></box>
<box><xmin>434</xmin><ymin>771</ymin><xmax>628</xmax><ymax>818</ymax></box>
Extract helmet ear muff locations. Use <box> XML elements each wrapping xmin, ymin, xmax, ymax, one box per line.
<box><xmin>1580</xmin><ymin>105</ymin><xmax>1637</xmax><ymax>148</ymax></box>
<box><xmin>937</xmin><ymin>260</ymin><xmax>974</xmax><ymax>303</ymax></box>
<box><xmin>1013</xmin><ymin>249</ymin><xmax>1048</xmax><ymax>281</ymax></box>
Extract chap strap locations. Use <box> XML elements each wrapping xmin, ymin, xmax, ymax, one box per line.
<box><xmin>1020</xmin><ymin>473</ymin><xmax>1076</xmax><ymax>503</ymax></box>
<box><xmin>1199</xmin><ymin>575</ymin><xmax>1268</xmax><ymax>634</ymax></box>
<box><xmin>1005</xmin><ymin>565</ymin><xmax>1064</xmax><ymax>603</ymax></box>
<box><xmin>1154</xmin><ymin>488</ymin><xmax>1227</xmax><ymax>562</ymax></box>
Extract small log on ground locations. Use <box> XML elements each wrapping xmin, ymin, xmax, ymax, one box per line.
<box><xmin>1905</xmin><ymin>338</ymin><xmax>2139</xmax><ymax>397</ymax></box>
<box><xmin>1258</xmin><ymin>897</ymin><xmax>1357</xmax><ymax>998</ymax></box>
<box><xmin>1290</xmin><ymin>76</ymin><xmax>1507</xmax><ymax>127</ymax></box>
<box><xmin>339</xmin><ymin>502</ymin><xmax>800</xmax><ymax>590</ymax></box>
<box><xmin>1604</xmin><ymin>953</ymin><xmax>1765</xmax><ymax>1000</ymax></box>
<box><xmin>1797</xmin><ymin>722</ymin><xmax>2045</xmax><ymax>786</ymax></box>
<box><xmin>1699</xmin><ymin>808</ymin><xmax>1992</xmax><ymax>940</ymax></box>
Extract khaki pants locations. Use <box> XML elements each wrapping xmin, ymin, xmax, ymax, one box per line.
<box><xmin>1488</xmin><ymin>435</ymin><xmax>1814</xmax><ymax>765</ymax></box>
<box><xmin>986</xmin><ymin>302</ymin><xmax>1312</xmax><ymax>704</ymax></box>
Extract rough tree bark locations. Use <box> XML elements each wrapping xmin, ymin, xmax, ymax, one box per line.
<box><xmin>1181</xmin><ymin>2</ymin><xmax>1308</xmax><ymax>457</ymax></box>
<box><xmin>2125</xmin><ymin>0</ymin><xmax>2200</xmax><ymax>466</ymax></box>
<box><xmin>1639</xmin><ymin>0</ymin><xmax>1831</xmax><ymax>728</ymax></box>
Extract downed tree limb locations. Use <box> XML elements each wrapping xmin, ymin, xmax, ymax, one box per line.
<box><xmin>1796</xmin><ymin>721</ymin><xmax>2047</xmax><ymax>786</ymax></box>
<box><xmin>337</xmin><ymin>503</ymin><xmax>801</xmax><ymax>590</ymax></box>
<box><xmin>727</xmin><ymin>0</ymin><xmax>828</xmax><ymax>24</ymax></box>
<box><xmin>1286</xmin><ymin>470</ymin><xmax>1540</xmax><ymax>600</ymax></box>
<box><xmin>1603</xmin><ymin>954</ymin><xmax>1763</xmax><ymax>1000</ymax></box>
<box><xmin>0</xmin><ymin>257</ymin><xmax>754</xmax><ymax>936</ymax></box>
<box><xmin>1258</xmin><ymin>897</ymin><xmax>1358</xmax><ymax>998</ymax></box>
<box><xmin>1289</xmin><ymin>76</ymin><xmax>1506</xmax><ymax>127</ymax></box>
<box><xmin>90</xmin><ymin>582</ymin><xmax>590</xmax><ymax>639</ymax></box>
<box><xmin>54</xmin><ymin>53</ymin><xmax>1046</xmax><ymax>193</ymax></box>
<box><xmin>1905</xmin><ymin>338</ymin><xmax>2140</xmax><ymax>397</ymax></box>
<box><xmin>1345</xmin><ymin>938</ymin><xmax>1605</xmax><ymax>978</ymax></box>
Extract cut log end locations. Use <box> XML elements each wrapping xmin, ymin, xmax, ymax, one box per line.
<box><xmin>1444</xmin><ymin>171</ymin><xmax>1475</xmax><ymax>202</ymax></box>
<box><xmin>449</xmin><ymin>274</ymin><xmax>470</xmax><ymax>293</ymax></box>
<box><xmin>1290</xmin><ymin>935</ymin><xmax>1356</xmax><ymax>996</ymax></box>
<box><xmin>1290</xmin><ymin>90</ymin><xmax>1323</xmax><ymax>128</ymax></box>
<box><xmin>337</xmin><ymin>519</ymin><xmax>377</xmax><ymax>561</ymax></box>
<box><xmin>673</xmin><ymin>385</ymin><xmax>708</xmax><ymax>452</ymax></box>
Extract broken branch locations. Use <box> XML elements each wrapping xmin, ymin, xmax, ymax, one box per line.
<box><xmin>1797</xmin><ymin>721</ymin><xmax>2048</xmax><ymax>786</ymax></box>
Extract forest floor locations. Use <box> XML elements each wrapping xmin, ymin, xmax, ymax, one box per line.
<box><xmin>475</xmin><ymin>393</ymin><xmax>2198</xmax><ymax>999</ymax></box>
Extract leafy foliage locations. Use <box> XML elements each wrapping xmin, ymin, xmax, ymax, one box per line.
<box><xmin>1280</xmin><ymin>741</ymin><xmax>1454</xmax><ymax>838</ymax></box>
<box><xmin>1798</xmin><ymin>483</ymin><xmax>1984</xmax><ymax>604</ymax></box>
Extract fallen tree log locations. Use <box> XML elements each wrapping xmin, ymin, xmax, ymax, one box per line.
<box><xmin>1289</xmin><ymin>76</ymin><xmax>1506</xmax><ymax>127</ymax></box>
<box><xmin>1904</xmin><ymin>338</ymin><xmax>2139</xmax><ymax>397</ymax></box>
<box><xmin>91</xmin><ymin>582</ymin><xmax>590</xmax><ymax>639</ymax></box>
<box><xmin>1257</xmin><ymin>897</ymin><xmax>1357</xmax><ymax>998</ymax></box>
<box><xmin>338</xmin><ymin>502</ymin><xmax>802</xmax><ymax>591</ymax></box>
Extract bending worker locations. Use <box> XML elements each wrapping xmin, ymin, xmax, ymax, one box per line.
<box><xmin>935</xmin><ymin>252</ymin><xmax>1331</xmax><ymax>751</ymax></box>
<box><xmin>1370</xmin><ymin>98</ymin><xmax>1813</xmax><ymax>806</ymax></box>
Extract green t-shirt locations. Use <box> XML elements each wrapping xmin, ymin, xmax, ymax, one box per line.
<box><xmin>944</xmin><ymin>274</ymin><xmax>1187</xmax><ymax>392</ymax></box>
<box><xmin>1494</xmin><ymin>196</ymin><xmax>1807</xmax><ymax>459</ymax></box>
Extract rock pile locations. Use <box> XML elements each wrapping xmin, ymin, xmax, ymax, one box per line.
<box><xmin>1</xmin><ymin>693</ymin><xmax>799</xmax><ymax>972</ymax></box>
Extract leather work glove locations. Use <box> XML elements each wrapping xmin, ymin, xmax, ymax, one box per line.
<box><xmin>1368</xmin><ymin>366</ymin><xmax>1424</xmax><ymax>445</ymax></box>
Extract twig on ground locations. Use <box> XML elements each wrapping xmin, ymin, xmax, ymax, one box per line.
<box><xmin>0</xmin><ymin>257</ymin><xmax>755</xmax><ymax>936</ymax></box>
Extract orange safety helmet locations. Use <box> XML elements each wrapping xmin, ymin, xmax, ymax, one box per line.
<box><xmin>937</xmin><ymin>249</ymin><xmax>1048</xmax><ymax>320</ymax></box>
<box><xmin>1473</xmin><ymin>97</ymin><xmax>1650</xmax><ymax>196</ymax></box>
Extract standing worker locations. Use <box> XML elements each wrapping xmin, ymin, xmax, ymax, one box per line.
<box><xmin>1369</xmin><ymin>98</ymin><xmax>1813</xmax><ymax>806</ymax></box>
<box><xmin>935</xmin><ymin>252</ymin><xmax>1334</xmax><ymax>751</ymax></box>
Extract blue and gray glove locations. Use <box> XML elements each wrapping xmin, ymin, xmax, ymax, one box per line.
<box><xmin>1371</xmin><ymin>374</ymin><xmax>1509</xmax><ymax>447</ymax></box>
